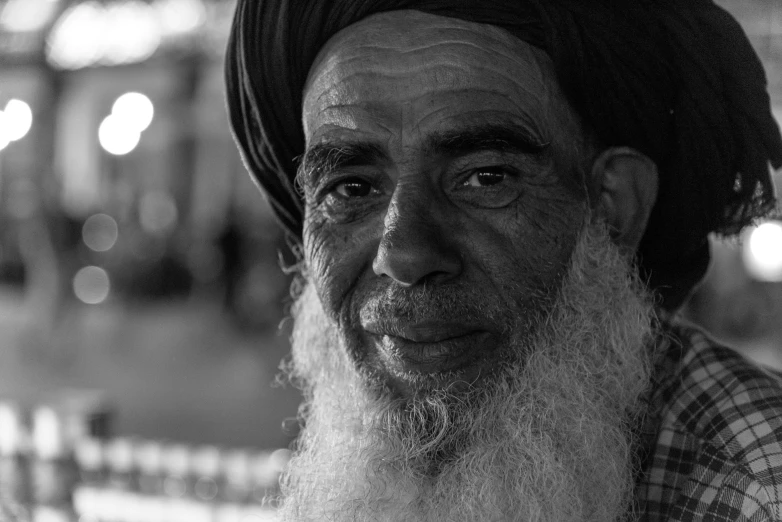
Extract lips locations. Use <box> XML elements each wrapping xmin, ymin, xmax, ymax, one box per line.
<box><xmin>362</xmin><ymin>319</ymin><xmax>493</xmax><ymax>375</ymax></box>
<box><xmin>366</xmin><ymin>320</ymin><xmax>479</xmax><ymax>343</ymax></box>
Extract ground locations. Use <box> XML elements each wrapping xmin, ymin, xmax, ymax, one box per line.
<box><xmin>0</xmin><ymin>287</ymin><xmax>302</xmax><ymax>450</ymax></box>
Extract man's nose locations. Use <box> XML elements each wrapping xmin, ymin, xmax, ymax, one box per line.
<box><xmin>372</xmin><ymin>186</ymin><xmax>462</xmax><ymax>286</ymax></box>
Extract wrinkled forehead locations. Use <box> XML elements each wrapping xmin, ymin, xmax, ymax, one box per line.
<box><xmin>301</xmin><ymin>10</ymin><xmax>573</xmax><ymax>142</ymax></box>
<box><xmin>304</xmin><ymin>10</ymin><xmax>551</xmax><ymax>88</ymax></box>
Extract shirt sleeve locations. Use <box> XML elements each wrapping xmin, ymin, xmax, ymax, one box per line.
<box><xmin>667</xmin><ymin>441</ymin><xmax>782</xmax><ymax>521</ymax></box>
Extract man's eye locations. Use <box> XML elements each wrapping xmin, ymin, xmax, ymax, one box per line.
<box><xmin>463</xmin><ymin>169</ymin><xmax>507</xmax><ymax>188</ymax></box>
<box><xmin>333</xmin><ymin>179</ymin><xmax>373</xmax><ymax>198</ymax></box>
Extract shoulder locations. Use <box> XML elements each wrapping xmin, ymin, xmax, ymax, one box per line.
<box><xmin>662</xmin><ymin>322</ymin><xmax>782</xmax><ymax>458</ymax></box>
<box><xmin>662</xmin><ymin>322</ymin><xmax>782</xmax><ymax>443</ymax></box>
<box><xmin>639</xmin><ymin>320</ymin><xmax>782</xmax><ymax>521</ymax></box>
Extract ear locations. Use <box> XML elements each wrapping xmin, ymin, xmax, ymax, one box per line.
<box><xmin>589</xmin><ymin>147</ymin><xmax>659</xmax><ymax>252</ymax></box>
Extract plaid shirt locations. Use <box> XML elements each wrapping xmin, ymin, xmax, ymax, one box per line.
<box><xmin>636</xmin><ymin>319</ymin><xmax>782</xmax><ymax>521</ymax></box>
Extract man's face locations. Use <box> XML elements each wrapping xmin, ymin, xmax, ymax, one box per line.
<box><xmin>286</xmin><ymin>14</ymin><xmax>655</xmax><ymax>520</ymax></box>
<box><xmin>300</xmin><ymin>10</ymin><xmax>589</xmax><ymax>397</ymax></box>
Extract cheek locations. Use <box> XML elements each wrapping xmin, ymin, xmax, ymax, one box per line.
<box><xmin>472</xmin><ymin>185</ymin><xmax>585</xmax><ymax>307</ymax></box>
<box><xmin>303</xmin><ymin>211</ymin><xmax>379</xmax><ymax>320</ymax></box>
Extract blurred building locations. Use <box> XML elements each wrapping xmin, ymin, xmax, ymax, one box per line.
<box><xmin>0</xmin><ymin>0</ymin><xmax>290</xmax><ymax>329</ymax></box>
<box><xmin>0</xmin><ymin>0</ymin><xmax>301</xmax><ymax>453</ymax></box>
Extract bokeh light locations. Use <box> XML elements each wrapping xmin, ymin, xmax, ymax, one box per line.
<box><xmin>102</xmin><ymin>2</ymin><xmax>161</xmax><ymax>66</ymax></box>
<box><xmin>99</xmin><ymin>114</ymin><xmax>141</xmax><ymax>156</ymax></box>
<box><xmin>33</xmin><ymin>407</ymin><xmax>62</xmax><ymax>460</ymax></box>
<box><xmin>139</xmin><ymin>191</ymin><xmax>178</xmax><ymax>235</ymax></box>
<box><xmin>112</xmin><ymin>92</ymin><xmax>154</xmax><ymax>132</ymax></box>
<box><xmin>744</xmin><ymin>221</ymin><xmax>782</xmax><ymax>282</ymax></box>
<box><xmin>157</xmin><ymin>0</ymin><xmax>206</xmax><ymax>36</ymax></box>
<box><xmin>35</xmin><ymin>506</ymin><xmax>74</xmax><ymax>522</ymax></box>
<box><xmin>0</xmin><ymin>111</ymin><xmax>10</xmax><ymax>152</ymax></box>
<box><xmin>214</xmin><ymin>505</ymin><xmax>240</xmax><ymax>522</ymax></box>
<box><xmin>0</xmin><ymin>404</ymin><xmax>20</xmax><ymax>456</ymax></box>
<box><xmin>4</xmin><ymin>99</ymin><xmax>33</xmax><ymax>142</ymax></box>
<box><xmin>1</xmin><ymin>0</ymin><xmax>60</xmax><ymax>33</ymax></box>
<box><xmin>269</xmin><ymin>448</ymin><xmax>292</xmax><ymax>472</ymax></box>
<box><xmin>82</xmin><ymin>213</ymin><xmax>119</xmax><ymax>252</ymax></box>
<box><xmin>72</xmin><ymin>488</ymin><xmax>98</xmax><ymax>520</ymax></box>
<box><xmin>47</xmin><ymin>1</ymin><xmax>162</xmax><ymax>70</ymax></box>
<box><xmin>73</xmin><ymin>266</ymin><xmax>111</xmax><ymax>304</ymax></box>
<box><xmin>47</xmin><ymin>1</ymin><xmax>104</xmax><ymax>70</ymax></box>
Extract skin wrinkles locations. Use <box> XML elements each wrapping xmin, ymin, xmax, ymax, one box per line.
<box><xmin>311</xmin><ymin>61</ymin><xmax>545</xmax><ymax>105</ymax></box>
<box><xmin>297</xmin><ymin>123</ymin><xmax>551</xmax><ymax>211</ymax></box>
<box><xmin>306</xmin><ymin>68</ymin><xmax>551</xmax><ymax>139</ymax></box>
<box><xmin>310</xmin><ymin>105</ymin><xmax>549</xmax><ymax>154</ymax></box>
<box><xmin>307</xmin><ymin>16</ymin><xmax>550</xmax><ymax>93</ymax></box>
<box><xmin>323</xmin><ymin>48</ymin><xmax>545</xmax><ymax>88</ymax></box>
<box><xmin>301</xmin><ymin>10</ymin><xmax>589</xmax><ymax>396</ymax></box>
<box><xmin>303</xmin><ymin>25</ymin><xmax>554</xmax><ymax>139</ymax></box>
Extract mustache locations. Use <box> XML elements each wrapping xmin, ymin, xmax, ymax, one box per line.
<box><xmin>352</xmin><ymin>283</ymin><xmax>521</xmax><ymax>334</ymax></box>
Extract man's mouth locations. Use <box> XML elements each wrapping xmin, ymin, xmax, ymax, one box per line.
<box><xmin>362</xmin><ymin>320</ymin><xmax>494</xmax><ymax>375</ymax></box>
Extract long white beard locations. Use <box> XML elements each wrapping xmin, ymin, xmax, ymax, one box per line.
<box><xmin>278</xmin><ymin>224</ymin><xmax>656</xmax><ymax>522</ymax></box>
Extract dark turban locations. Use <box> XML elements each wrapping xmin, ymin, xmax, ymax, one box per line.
<box><xmin>225</xmin><ymin>0</ymin><xmax>782</xmax><ymax>310</ymax></box>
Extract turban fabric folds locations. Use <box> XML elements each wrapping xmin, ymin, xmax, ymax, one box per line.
<box><xmin>225</xmin><ymin>0</ymin><xmax>782</xmax><ymax>310</ymax></box>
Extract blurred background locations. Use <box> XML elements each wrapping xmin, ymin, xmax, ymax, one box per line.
<box><xmin>0</xmin><ymin>0</ymin><xmax>778</xmax><ymax>520</ymax></box>
<box><xmin>0</xmin><ymin>0</ymin><xmax>299</xmax><ymax>448</ymax></box>
<box><xmin>0</xmin><ymin>0</ymin><xmax>298</xmax><ymax>519</ymax></box>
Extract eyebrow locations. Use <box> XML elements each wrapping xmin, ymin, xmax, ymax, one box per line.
<box><xmin>425</xmin><ymin>122</ymin><xmax>550</xmax><ymax>158</ymax></box>
<box><xmin>297</xmin><ymin>141</ymin><xmax>387</xmax><ymax>190</ymax></box>
<box><xmin>297</xmin><ymin>122</ymin><xmax>550</xmax><ymax>189</ymax></box>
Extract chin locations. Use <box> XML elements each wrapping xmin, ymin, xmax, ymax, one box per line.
<box><xmin>278</xmin><ymin>222</ymin><xmax>656</xmax><ymax>522</ymax></box>
<box><xmin>340</xmin><ymin>280</ymin><xmax>546</xmax><ymax>402</ymax></box>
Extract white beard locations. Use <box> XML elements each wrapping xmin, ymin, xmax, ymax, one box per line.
<box><xmin>277</xmin><ymin>224</ymin><xmax>656</xmax><ymax>522</ymax></box>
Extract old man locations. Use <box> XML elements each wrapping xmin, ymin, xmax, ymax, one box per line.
<box><xmin>225</xmin><ymin>1</ymin><xmax>782</xmax><ymax>520</ymax></box>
